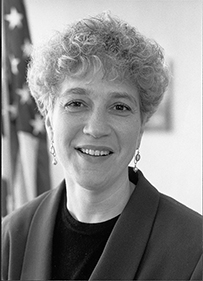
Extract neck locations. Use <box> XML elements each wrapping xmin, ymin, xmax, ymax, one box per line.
<box><xmin>65</xmin><ymin>175</ymin><xmax>135</xmax><ymax>224</ymax></box>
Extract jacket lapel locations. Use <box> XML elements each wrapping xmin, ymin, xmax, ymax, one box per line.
<box><xmin>90</xmin><ymin>169</ymin><xmax>160</xmax><ymax>280</ymax></box>
<box><xmin>20</xmin><ymin>181</ymin><xmax>65</xmax><ymax>280</ymax></box>
<box><xmin>20</xmin><ymin>169</ymin><xmax>160</xmax><ymax>280</ymax></box>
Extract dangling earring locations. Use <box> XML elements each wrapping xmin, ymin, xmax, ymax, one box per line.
<box><xmin>50</xmin><ymin>140</ymin><xmax>57</xmax><ymax>165</ymax></box>
<box><xmin>133</xmin><ymin>149</ymin><xmax>141</xmax><ymax>173</ymax></box>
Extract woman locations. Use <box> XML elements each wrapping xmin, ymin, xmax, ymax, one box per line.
<box><xmin>2</xmin><ymin>12</ymin><xmax>202</xmax><ymax>280</ymax></box>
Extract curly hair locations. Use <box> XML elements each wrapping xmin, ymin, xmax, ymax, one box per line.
<box><xmin>27</xmin><ymin>12</ymin><xmax>170</xmax><ymax>122</ymax></box>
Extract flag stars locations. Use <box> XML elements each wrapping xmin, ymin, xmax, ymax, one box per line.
<box><xmin>4</xmin><ymin>7</ymin><xmax>23</xmax><ymax>30</ymax></box>
<box><xmin>16</xmin><ymin>85</ymin><xmax>31</xmax><ymax>104</ymax></box>
<box><xmin>5</xmin><ymin>7</ymin><xmax>23</xmax><ymax>29</ymax></box>
<box><xmin>8</xmin><ymin>104</ymin><xmax>18</xmax><ymax>120</ymax></box>
<box><xmin>10</xmin><ymin>55</ymin><xmax>20</xmax><ymax>75</ymax></box>
<box><xmin>2</xmin><ymin>104</ymin><xmax>18</xmax><ymax>121</ymax></box>
<box><xmin>22</xmin><ymin>39</ymin><xmax>33</xmax><ymax>57</ymax></box>
<box><xmin>30</xmin><ymin>115</ymin><xmax>45</xmax><ymax>135</ymax></box>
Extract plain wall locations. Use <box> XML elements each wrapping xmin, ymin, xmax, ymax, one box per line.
<box><xmin>24</xmin><ymin>0</ymin><xmax>202</xmax><ymax>214</ymax></box>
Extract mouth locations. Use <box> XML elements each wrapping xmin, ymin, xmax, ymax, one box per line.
<box><xmin>75</xmin><ymin>147</ymin><xmax>113</xmax><ymax>157</ymax></box>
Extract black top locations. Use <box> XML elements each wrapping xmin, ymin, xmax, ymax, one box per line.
<box><xmin>51</xmin><ymin>188</ymin><xmax>119</xmax><ymax>280</ymax></box>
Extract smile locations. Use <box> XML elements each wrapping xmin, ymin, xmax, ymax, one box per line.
<box><xmin>76</xmin><ymin>147</ymin><xmax>113</xmax><ymax>157</ymax></box>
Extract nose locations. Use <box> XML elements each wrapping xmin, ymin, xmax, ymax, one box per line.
<box><xmin>83</xmin><ymin>109</ymin><xmax>111</xmax><ymax>138</ymax></box>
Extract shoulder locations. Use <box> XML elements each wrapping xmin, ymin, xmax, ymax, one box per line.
<box><xmin>2</xmin><ymin>183</ymin><xmax>64</xmax><ymax>236</ymax></box>
<box><xmin>2</xmin><ymin>182</ymin><xmax>65</xmax><ymax>280</ymax></box>
<box><xmin>133</xmin><ymin>167</ymin><xmax>202</xmax><ymax>253</ymax></box>
<box><xmin>156</xmin><ymin>192</ymin><xmax>202</xmax><ymax>243</ymax></box>
<box><xmin>2</xmin><ymin>190</ymin><xmax>53</xmax><ymax>280</ymax></box>
<box><xmin>3</xmin><ymin>190</ymin><xmax>51</xmax><ymax>233</ymax></box>
<box><xmin>133</xmin><ymin>169</ymin><xmax>202</xmax><ymax>279</ymax></box>
<box><xmin>159</xmin><ymin>192</ymin><xmax>202</xmax><ymax>224</ymax></box>
<box><xmin>132</xmin><ymin>167</ymin><xmax>202</xmax><ymax>229</ymax></box>
<box><xmin>153</xmin><ymin>194</ymin><xmax>202</xmax><ymax>278</ymax></box>
<box><xmin>138</xmin><ymin>168</ymin><xmax>202</xmax><ymax>239</ymax></box>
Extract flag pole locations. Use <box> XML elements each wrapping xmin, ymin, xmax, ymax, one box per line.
<box><xmin>2</xmin><ymin>0</ymin><xmax>15</xmax><ymax>212</ymax></box>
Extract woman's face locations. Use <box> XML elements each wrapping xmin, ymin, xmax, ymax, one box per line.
<box><xmin>46</xmin><ymin>70</ymin><xmax>145</xmax><ymax>190</ymax></box>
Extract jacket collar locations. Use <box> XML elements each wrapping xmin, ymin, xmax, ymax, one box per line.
<box><xmin>20</xmin><ymin>168</ymin><xmax>160</xmax><ymax>280</ymax></box>
<box><xmin>90</xmin><ymin>168</ymin><xmax>160</xmax><ymax>280</ymax></box>
<box><xmin>20</xmin><ymin>184</ymin><xmax>65</xmax><ymax>280</ymax></box>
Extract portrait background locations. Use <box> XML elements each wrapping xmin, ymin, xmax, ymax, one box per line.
<box><xmin>24</xmin><ymin>0</ymin><xmax>202</xmax><ymax>214</ymax></box>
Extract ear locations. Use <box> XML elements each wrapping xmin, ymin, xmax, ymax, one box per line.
<box><xmin>45</xmin><ymin>113</ymin><xmax>53</xmax><ymax>141</ymax></box>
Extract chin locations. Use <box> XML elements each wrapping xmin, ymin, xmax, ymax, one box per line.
<box><xmin>76</xmin><ymin>173</ymin><xmax>107</xmax><ymax>190</ymax></box>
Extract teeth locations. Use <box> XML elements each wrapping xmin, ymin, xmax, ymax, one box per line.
<box><xmin>80</xmin><ymin>148</ymin><xmax>111</xmax><ymax>156</ymax></box>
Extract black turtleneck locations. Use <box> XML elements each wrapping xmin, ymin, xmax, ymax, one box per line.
<box><xmin>51</xmin><ymin>188</ymin><xmax>119</xmax><ymax>280</ymax></box>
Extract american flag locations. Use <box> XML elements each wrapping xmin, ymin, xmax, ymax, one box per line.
<box><xmin>2</xmin><ymin>0</ymin><xmax>51</xmax><ymax>216</ymax></box>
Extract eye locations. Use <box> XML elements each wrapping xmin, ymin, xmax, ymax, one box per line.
<box><xmin>62</xmin><ymin>99</ymin><xmax>89</xmax><ymax>113</ymax></box>
<box><xmin>64</xmin><ymin>100</ymin><xmax>87</xmax><ymax>111</ymax></box>
<box><xmin>65</xmin><ymin>101</ymin><xmax>84</xmax><ymax>107</ymax></box>
<box><xmin>112</xmin><ymin>103</ymin><xmax>131</xmax><ymax>111</ymax></box>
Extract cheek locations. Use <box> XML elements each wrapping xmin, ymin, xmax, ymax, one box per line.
<box><xmin>53</xmin><ymin>117</ymin><xmax>72</xmax><ymax>146</ymax></box>
<box><xmin>53</xmin><ymin>117</ymin><xmax>83</xmax><ymax>157</ymax></box>
<box><xmin>119</xmin><ymin>120</ymin><xmax>141</xmax><ymax>149</ymax></box>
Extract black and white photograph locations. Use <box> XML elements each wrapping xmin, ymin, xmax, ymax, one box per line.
<box><xmin>2</xmin><ymin>0</ymin><xmax>202</xmax><ymax>280</ymax></box>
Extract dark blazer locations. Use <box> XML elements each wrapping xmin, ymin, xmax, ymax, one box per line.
<box><xmin>2</xmin><ymin>168</ymin><xmax>202</xmax><ymax>280</ymax></box>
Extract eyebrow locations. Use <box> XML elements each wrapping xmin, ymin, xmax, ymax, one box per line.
<box><xmin>110</xmin><ymin>92</ymin><xmax>138</xmax><ymax>106</ymax></box>
<box><xmin>61</xmin><ymin>87</ymin><xmax>88</xmax><ymax>97</ymax></box>
<box><xmin>61</xmin><ymin>87</ymin><xmax>138</xmax><ymax>106</ymax></box>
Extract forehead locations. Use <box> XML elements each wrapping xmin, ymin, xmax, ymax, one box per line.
<box><xmin>59</xmin><ymin>70</ymin><xmax>139</xmax><ymax>103</ymax></box>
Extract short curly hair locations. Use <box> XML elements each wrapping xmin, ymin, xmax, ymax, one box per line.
<box><xmin>27</xmin><ymin>12</ymin><xmax>170</xmax><ymax>122</ymax></box>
